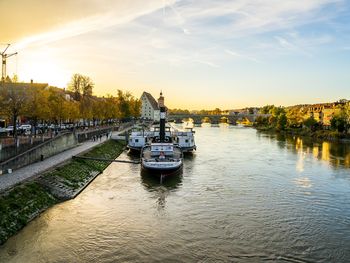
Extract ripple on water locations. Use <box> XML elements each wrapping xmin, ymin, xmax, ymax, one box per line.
<box><xmin>1</xmin><ymin>126</ymin><xmax>350</xmax><ymax>262</ymax></box>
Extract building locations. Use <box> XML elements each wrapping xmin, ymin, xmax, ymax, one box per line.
<box><xmin>140</xmin><ymin>92</ymin><xmax>160</xmax><ymax>121</ymax></box>
<box><xmin>306</xmin><ymin>103</ymin><xmax>341</xmax><ymax>127</ymax></box>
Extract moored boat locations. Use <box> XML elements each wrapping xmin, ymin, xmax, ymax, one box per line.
<box><xmin>141</xmin><ymin>92</ymin><xmax>183</xmax><ymax>175</ymax></box>
<box><xmin>127</xmin><ymin>127</ymin><xmax>155</xmax><ymax>152</ymax></box>
<box><xmin>141</xmin><ymin>143</ymin><xmax>183</xmax><ymax>172</ymax></box>
<box><xmin>174</xmin><ymin>127</ymin><xmax>196</xmax><ymax>152</ymax></box>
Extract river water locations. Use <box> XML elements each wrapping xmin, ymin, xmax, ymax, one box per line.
<box><xmin>1</xmin><ymin>124</ymin><xmax>350</xmax><ymax>262</ymax></box>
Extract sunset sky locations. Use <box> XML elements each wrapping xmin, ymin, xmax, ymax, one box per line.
<box><xmin>1</xmin><ymin>0</ymin><xmax>349</xmax><ymax>109</ymax></box>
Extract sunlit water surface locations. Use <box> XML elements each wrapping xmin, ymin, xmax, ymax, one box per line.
<box><xmin>1</xmin><ymin>124</ymin><xmax>350</xmax><ymax>262</ymax></box>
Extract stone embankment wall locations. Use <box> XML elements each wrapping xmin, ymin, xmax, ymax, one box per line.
<box><xmin>0</xmin><ymin>137</ymin><xmax>51</xmax><ymax>163</ymax></box>
<box><xmin>0</xmin><ymin>133</ymin><xmax>78</xmax><ymax>174</ymax></box>
<box><xmin>0</xmin><ymin>126</ymin><xmax>122</xmax><ymax>174</ymax></box>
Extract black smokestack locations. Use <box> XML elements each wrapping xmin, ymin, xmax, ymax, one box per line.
<box><xmin>158</xmin><ymin>92</ymin><xmax>166</xmax><ymax>142</ymax></box>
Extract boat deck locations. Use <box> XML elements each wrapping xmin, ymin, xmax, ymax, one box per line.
<box><xmin>142</xmin><ymin>146</ymin><xmax>182</xmax><ymax>162</ymax></box>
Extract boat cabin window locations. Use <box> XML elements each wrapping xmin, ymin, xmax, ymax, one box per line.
<box><xmin>151</xmin><ymin>145</ymin><xmax>173</xmax><ymax>152</ymax></box>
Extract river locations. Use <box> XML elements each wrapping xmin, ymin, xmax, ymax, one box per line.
<box><xmin>1</xmin><ymin>124</ymin><xmax>350</xmax><ymax>262</ymax></box>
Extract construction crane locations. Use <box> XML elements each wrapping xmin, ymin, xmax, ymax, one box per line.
<box><xmin>1</xmin><ymin>44</ymin><xmax>18</xmax><ymax>82</ymax></box>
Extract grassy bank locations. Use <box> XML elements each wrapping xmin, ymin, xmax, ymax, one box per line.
<box><xmin>0</xmin><ymin>140</ymin><xmax>125</xmax><ymax>245</ymax></box>
<box><xmin>42</xmin><ymin>140</ymin><xmax>125</xmax><ymax>191</ymax></box>
<box><xmin>0</xmin><ymin>182</ymin><xmax>57</xmax><ymax>245</ymax></box>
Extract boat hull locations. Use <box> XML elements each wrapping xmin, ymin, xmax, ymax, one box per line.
<box><xmin>127</xmin><ymin>145</ymin><xmax>142</xmax><ymax>152</ymax></box>
<box><xmin>180</xmin><ymin>146</ymin><xmax>196</xmax><ymax>152</ymax></box>
<box><xmin>141</xmin><ymin>159</ymin><xmax>183</xmax><ymax>173</ymax></box>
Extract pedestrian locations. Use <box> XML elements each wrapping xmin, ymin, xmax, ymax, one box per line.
<box><xmin>106</xmin><ymin>132</ymin><xmax>108</xmax><ymax>139</ymax></box>
<box><xmin>99</xmin><ymin>134</ymin><xmax>102</xmax><ymax>141</ymax></box>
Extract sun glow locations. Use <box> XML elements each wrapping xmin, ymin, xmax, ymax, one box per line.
<box><xmin>16</xmin><ymin>48</ymin><xmax>71</xmax><ymax>88</ymax></box>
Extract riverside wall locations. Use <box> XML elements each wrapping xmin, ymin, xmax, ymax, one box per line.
<box><xmin>0</xmin><ymin>133</ymin><xmax>78</xmax><ymax>174</ymax></box>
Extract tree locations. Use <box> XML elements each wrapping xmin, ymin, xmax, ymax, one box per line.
<box><xmin>343</xmin><ymin>102</ymin><xmax>350</xmax><ymax>132</ymax></box>
<box><xmin>12</xmin><ymin>74</ymin><xmax>18</xmax><ymax>83</ymax></box>
<box><xmin>0</xmin><ymin>83</ymin><xmax>28</xmax><ymax>137</ymax></box>
<box><xmin>65</xmin><ymin>100</ymin><xmax>80</xmax><ymax>123</ymax></box>
<box><xmin>116</xmin><ymin>90</ymin><xmax>131</xmax><ymax>119</ymax></box>
<box><xmin>255</xmin><ymin>115</ymin><xmax>268</xmax><ymax>126</ymax></box>
<box><xmin>25</xmin><ymin>86</ymin><xmax>50</xmax><ymax>136</ymax></box>
<box><xmin>212</xmin><ymin>108</ymin><xmax>221</xmax><ymax>115</ymax></box>
<box><xmin>331</xmin><ymin>102</ymin><xmax>350</xmax><ymax>133</ymax></box>
<box><xmin>68</xmin><ymin>73</ymin><xmax>83</xmax><ymax>101</ymax></box>
<box><xmin>48</xmin><ymin>88</ymin><xmax>67</xmax><ymax>125</ymax></box>
<box><xmin>68</xmin><ymin>73</ymin><xmax>93</xmax><ymax>98</ymax></box>
<box><xmin>303</xmin><ymin>116</ymin><xmax>318</xmax><ymax>131</ymax></box>
<box><xmin>331</xmin><ymin>114</ymin><xmax>347</xmax><ymax>133</ymax></box>
<box><xmin>129</xmin><ymin>97</ymin><xmax>141</xmax><ymax>118</ymax></box>
<box><xmin>276</xmin><ymin>113</ymin><xmax>287</xmax><ymax>130</ymax></box>
<box><xmin>286</xmin><ymin>107</ymin><xmax>304</xmax><ymax>128</ymax></box>
<box><xmin>259</xmin><ymin>105</ymin><xmax>274</xmax><ymax>114</ymax></box>
<box><xmin>68</xmin><ymin>74</ymin><xmax>94</xmax><ymax>125</ymax></box>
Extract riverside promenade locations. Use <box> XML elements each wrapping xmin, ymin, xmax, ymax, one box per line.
<box><xmin>0</xmin><ymin>129</ymin><xmax>129</xmax><ymax>193</ymax></box>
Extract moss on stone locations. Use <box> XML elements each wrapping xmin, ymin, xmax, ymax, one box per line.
<box><xmin>0</xmin><ymin>182</ymin><xmax>57</xmax><ymax>245</ymax></box>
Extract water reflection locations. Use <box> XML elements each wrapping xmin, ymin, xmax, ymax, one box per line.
<box><xmin>2</xmin><ymin>126</ymin><xmax>350</xmax><ymax>263</ymax></box>
<box><xmin>258</xmin><ymin>132</ymin><xmax>350</xmax><ymax>169</ymax></box>
<box><xmin>140</xmin><ymin>169</ymin><xmax>183</xmax><ymax>211</ymax></box>
<box><xmin>140</xmin><ymin>169</ymin><xmax>183</xmax><ymax>190</ymax></box>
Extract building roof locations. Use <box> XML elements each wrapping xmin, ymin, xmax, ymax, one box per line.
<box><xmin>141</xmin><ymin>91</ymin><xmax>159</xmax><ymax>110</ymax></box>
<box><xmin>0</xmin><ymin>82</ymin><xmax>48</xmax><ymax>90</ymax></box>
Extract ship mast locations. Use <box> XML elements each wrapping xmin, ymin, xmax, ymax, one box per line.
<box><xmin>158</xmin><ymin>91</ymin><xmax>166</xmax><ymax>142</ymax></box>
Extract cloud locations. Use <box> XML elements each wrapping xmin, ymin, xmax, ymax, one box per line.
<box><xmin>225</xmin><ymin>49</ymin><xmax>261</xmax><ymax>63</ymax></box>
<box><xmin>163</xmin><ymin>0</ymin><xmax>344</xmax><ymax>37</ymax></box>
<box><xmin>1</xmin><ymin>0</ymin><xmax>175</xmax><ymax>49</ymax></box>
<box><xmin>2</xmin><ymin>0</ymin><xmax>348</xmax><ymax>95</ymax></box>
<box><xmin>194</xmin><ymin>60</ymin><xmax>220</xmax><ymax>68</ymax></box>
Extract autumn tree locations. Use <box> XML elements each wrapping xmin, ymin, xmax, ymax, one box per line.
<box><xmin>303</xmin><ymin>116</ymin><xmax>318</xmax><ymax>131</ymax></box>
<box><xmin>25</xmin><ymin>86</ymin><xmax>50</xmax><ymax>135</ymax></box>
<box><xmin>68</xmin><ymin>73</ymin><xmax>94</xmax><ymax>125</ymax></box>
<box><xmin>65</xmin><ymin>100</ymin><xmax>80</xmax><ymax>123</ymax></box>
<box><xmin>68</xmin><ymin>73</ymin><xmax>83</xmax><ymax>101</ymax></box>
<box><xmin>116</xmin><ymin>90</ymin><xmax>131</xmax><ymax>119</ymax></box>
<box><xmin>0</xmin><ymin>83</ymin><xmax>28</xmax><ymax>137</ymax></box>
<box><xmin>286</xmin><ymin>106</ymin><xmax>304</xmax><ymax>128</ymax></box>
<box><xmin>259</xmin><ymin>105</ymin><xmax>275</xmax><ymax>114</ymax></box>
<box><xmin>48</xmin><ymin>88</ymin><xmax>67</xmax><ymax>125</ymax></box>
<box><xmin>130</xmin><ymin>96</ymin><xmax>141</xmax><ymax>118</ymax></box>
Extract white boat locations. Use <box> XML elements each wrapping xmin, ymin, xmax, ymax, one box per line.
<box><xmin>174</xmin><ymin>127</ymin><xmax>197</xmax><ymax>152</ymax></box>
<box><xmin>127</xmin><ymin>126</ymin><xmax>155</xmax><ymax>152</ymax></box>
<box><xmin>141</xmin><ymin>92</ymin><xmax>183</xmax><ymax>175</ymax></box>
<box><xmin>141</xmin><ymin>143</ymin><xmax>183</xmax><ymax>173</ymax></box>
<box><xmin>150</xmin><ymin>124</ymin><xmax>172</xmax><ymax>140</ymax></box>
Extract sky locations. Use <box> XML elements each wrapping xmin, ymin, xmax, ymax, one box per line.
<box><xmin>0</xmin><ymin>0</ymin><xmax>349</xmax><ymax>109</ymax></box>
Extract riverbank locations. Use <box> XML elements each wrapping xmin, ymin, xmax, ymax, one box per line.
<box><xmin>255</xmin><ymin>125</ymin><xmax>350</xmax><ymax>143</ymax></box>
<box><xmin>0</xmin><ymin>140</ymin><xmax>125</xmax><ymax>245</ymax></box>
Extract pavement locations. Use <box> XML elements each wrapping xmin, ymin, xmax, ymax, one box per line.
<box><xmin>0</xmin><ymin>129</ymin><xmax>129</xmax><ymax>193</ymax></box>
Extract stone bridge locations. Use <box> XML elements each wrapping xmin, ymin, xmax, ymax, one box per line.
<box><xmin>167</xmin><ymin>114</ymin><xmax>270</xmax><ymax>125</ymax></box>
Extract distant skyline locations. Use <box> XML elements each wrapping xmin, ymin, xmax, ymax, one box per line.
<box><xmin>1</xmin><ymin>0</ymin><xmax>349</xmax><ymax>109</ymax></box>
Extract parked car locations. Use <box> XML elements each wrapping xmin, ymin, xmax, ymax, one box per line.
<box><xmin>19</xmin><ymin>124</ymin><xmax>32</xmax><ymax>131</ymax></box>
<box><xmin>5</xmin><ymin>125</ymin><xmax>18</xmax><ymax>132</ymax></box>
